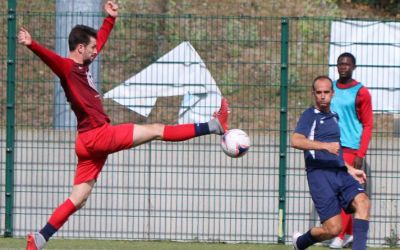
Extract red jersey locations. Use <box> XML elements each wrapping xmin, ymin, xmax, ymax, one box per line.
<box><xmin>27</xmin><ymin>16</ymin><xmax>116</xmax><ymax>132</ymax></box>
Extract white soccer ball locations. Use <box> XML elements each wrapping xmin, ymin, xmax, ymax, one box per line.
<box><xmin>220</xmin><ymin>129</ymin><xmax>250</xmax><ymax>158</ymax></box>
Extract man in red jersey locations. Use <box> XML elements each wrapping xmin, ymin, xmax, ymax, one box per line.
<box><xmin>329</xmin><ymin>52</ymin><xmax>373</xmax><ymax>249</ymax></box>
<box><xmin>19</xmin><ymin>2</ymin><xmax>229</xmax><ymax>249</ymax></box>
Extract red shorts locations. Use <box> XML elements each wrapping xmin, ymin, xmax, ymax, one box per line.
<box><xmin>74</xmin><ymin>123</ymin><xmax>134</xmax><ymax>185</ymax></box>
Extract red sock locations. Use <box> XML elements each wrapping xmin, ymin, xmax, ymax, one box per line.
<box><xmin>48</xmin><ymin>198</ymin><xmax>77</xmax><ymax>229</ymax></box>
<box><xmin>163</xmin><ymin>124</ymin><xmax>196</xmax><ymax>141</ymax></box>
<box><xmin>339</xmin><ymin>209</ymin><xmax>352</xmax><ymax>238</ymax></box>
<box><xmin>346</xmin><ymin>213</ymin><xmax>353</xmax><ymax>235</ymax></box>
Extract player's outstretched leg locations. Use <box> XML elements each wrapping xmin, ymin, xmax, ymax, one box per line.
<box><xmin>162</xmin><ymin>97</ymin><xmax>230</xmax><ymax>142</ymax></box>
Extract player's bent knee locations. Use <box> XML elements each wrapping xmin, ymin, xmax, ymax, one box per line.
<box><xmin>354</xmin><ymin>193</ymin><xmax>370</xmax><ymax>210</ymax></box>
<box><xmin>330</xmin><ymin>227</ymin><xmax>342</xmax><ymax>238</ymax></box>
<box><xmin>326</xmin><ymin>224</ymin><xmax>342</xmax><ymax>238</ymax></box>
<box><xmin>322</xmin><ymin>215</ymin><xmax>343</xmax><ymax>238</ymax></box>
<box><xmin>353</xmin><ymin>193</ymin><xmax>370</xmax><ymax>219</ymax></box>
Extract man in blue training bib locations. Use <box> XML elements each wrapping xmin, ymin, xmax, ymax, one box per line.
<box><xmin>291</xmin><ymin>75</ymin><xmax>370</xmax><ymax>250</ymax></box>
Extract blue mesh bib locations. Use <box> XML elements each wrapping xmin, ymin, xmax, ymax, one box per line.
<box><xmin>331</xmin><ymin>80</ymin><xmax>363</xmax><ymax>149</ymax></box>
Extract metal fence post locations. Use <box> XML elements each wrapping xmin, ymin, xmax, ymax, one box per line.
<box><xmin>278</xmin><ymin>16</ymin><xmax>289</xmax><ymax>244</ymax></box>
<box><xmin>5</xmin><ymin>0</ymin><xmax>17</xmax><ymax>237</ymax></box>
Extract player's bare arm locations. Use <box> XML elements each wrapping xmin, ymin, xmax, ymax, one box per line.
<box><xmin>353</xmin><ymin>156</ymin><xmax>364</xmax><ymax>169</ymax></box>
<box><xmin>18</xmin><ymin>27</ymin><xmax>32</xmax><ymax>46</ymax></box>
<box><xmin>291</xmin><ymin>133</ymin><xmax>340</xmax><ymax>155</ymax></box>
<box><xmin>346</xmin><ymin>163</ymin><xmax>367</xmax><ymax>184</ymax></box>
<box><xmin>105</xmin><ymin>0</ymin><xmax>118</xmax><ymax>17</ymax></box>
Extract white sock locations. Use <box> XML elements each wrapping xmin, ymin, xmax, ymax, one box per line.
<box><xmin>34</xmin><ymin>232</ymin><xmax>47</xmax><ymax>249</ymax></box>
<box><xmin>208</xmin><ymin>118</ymin><xmax>224</xmax><ymax>135</ymax></box>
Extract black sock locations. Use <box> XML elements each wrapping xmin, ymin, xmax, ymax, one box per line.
<box><xmin>297</xmin><ymin>230</ymin><xmax>318</xmax><ymax>250</ymax></box>
<box><xmin>194</xmin><ymin>123</ymin><xmax>210</xmax><ymax>136</ymax></box>
<box><xmin>39</xmin><ymin>223</ymin><xmax>58</xmax><ymax>241</ymax></box>
<box><xmin>353</xmin><ymin>219</ymin><xmax>369</xmax><ymax>250</ymax></box>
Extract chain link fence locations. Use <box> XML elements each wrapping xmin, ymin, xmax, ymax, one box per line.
<box><xmin>1</xmin><ymin>11</ymin><xmax>399</xmax><ymax>247</ymax></box>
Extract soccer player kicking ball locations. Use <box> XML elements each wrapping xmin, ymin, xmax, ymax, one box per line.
<box><xmin>19</xmin><ymin>1</ymin><xmax>229</xmax><ymax>250</ymax></box>
<box><xmin>291</xmin><ymin>76</ymin><xmax>370</xmax><ymax>250</ymax></box>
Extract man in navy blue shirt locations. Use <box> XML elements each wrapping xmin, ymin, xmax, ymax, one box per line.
<box><xmin>291</xmin><ymin>76</ymin><xmax>370</xmax><ymax>250</ymax></box>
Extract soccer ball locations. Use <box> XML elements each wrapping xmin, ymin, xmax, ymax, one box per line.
<box><xmin>220</xmin><ymin>129</ymin><xmax>250</xmax><ymax>158</ymax></box>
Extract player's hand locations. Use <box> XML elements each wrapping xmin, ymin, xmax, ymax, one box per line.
<box><xmin>324</xmin><ymin>142</ymin><xmax>340</xmax><ymax>155</ymax></box>
<box><xmin>18</xmin><ymin>27</ymin><xmax>32</xmax><ymax>46</ymax></box>
<box><xmin>347</xmin><ymin>164</ymin><xmax>367</xmax><ymax>184</ymax></box>
<box><xmin>105</xmin><ymin>1</ymin><xmax>118</xmax><ymax>17</ymax></box>
<box><xmin>353</xmin><ymin>156</ymin><xmax>363</xmax><ymax>169</ymax></box>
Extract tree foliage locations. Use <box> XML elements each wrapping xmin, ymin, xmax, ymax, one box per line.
<box><xmin>350</xmin><ymin>0</ymin><xmax>400</xmax><ymax>15</ymax></box>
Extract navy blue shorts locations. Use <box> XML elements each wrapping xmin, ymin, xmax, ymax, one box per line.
<box><xmin>307</xmin><ymin>168</ymin><xmax>365</xmax><ymax>223</ymax></box>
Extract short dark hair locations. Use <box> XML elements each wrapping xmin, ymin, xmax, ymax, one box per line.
<box><xmin>68</xmin><ymin>25</ymin><xmax>97</xmax><ymax>51</ymax></box>
<box><xmin>312</xmin><ymin>75</ymin><xmax>333</xmax><ymax>91</ymax></box>
<box><xmin>337</xmin><ymin>52</ymin><xmax>356</xmax><ymax>65</ymax></box>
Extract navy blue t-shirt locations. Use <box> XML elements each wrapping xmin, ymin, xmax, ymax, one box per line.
<box><xmin>294</xmin><ymin>107</ymin><xmax>345</xmax><ymax>169</ymax></box>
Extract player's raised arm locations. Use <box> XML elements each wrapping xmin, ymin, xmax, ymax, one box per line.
<box><xmin>96</xmin><ymin>1</ymin><xmax>119</xmax><ymax>53</ymax></box>
<box><xmin>18</xmin><ymin>27</ymin><xmax>32</xmax><ymax>46</ymax></box>
<box><xmin>105</xmin><ymin>0</ymin><xmax>118</xmax><ymax>17</ymax></box>
<box><xmin>18</xmin><ymin>27</ymin><xmax>69</xmax><ymax>78</ymax></box>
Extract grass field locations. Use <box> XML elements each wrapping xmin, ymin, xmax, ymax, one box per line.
<box><xmin>0</xmin><ymin>238</ymin><xmax>398</xmax><ymax>250</ymax></box>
